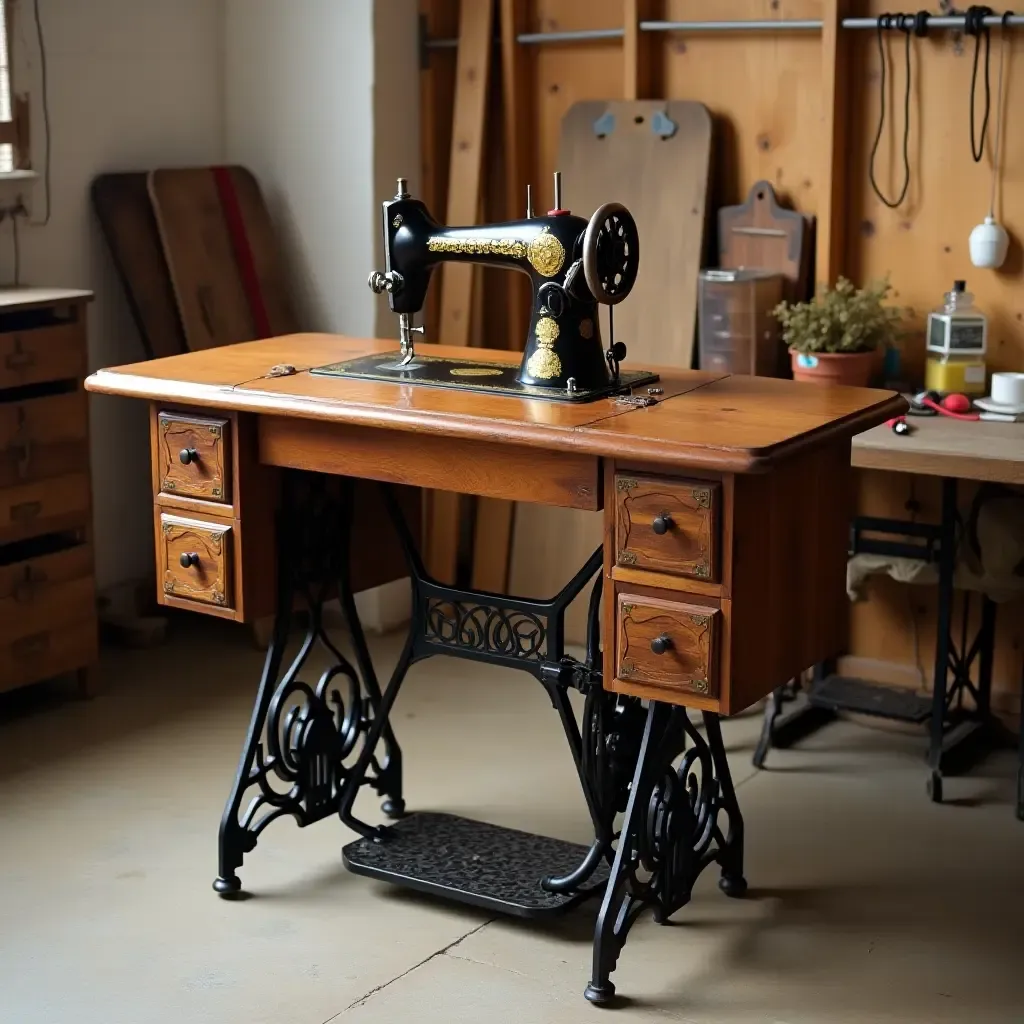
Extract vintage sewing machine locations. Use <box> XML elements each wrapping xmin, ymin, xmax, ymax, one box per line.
<box><xmin>83</xmin><ymin>168</ymin><xmax>904</xmax><ymax>1006</ymax></box>
<box><xmin>311</xmin><ymin>174</ymin><xmax>658</xmax><ymax>401</ymax></box>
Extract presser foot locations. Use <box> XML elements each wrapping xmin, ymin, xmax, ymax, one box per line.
<box><xmin>587</xmin><ymin>704</ymin><xmax>747</xmax><ymax>1003</ymax></box>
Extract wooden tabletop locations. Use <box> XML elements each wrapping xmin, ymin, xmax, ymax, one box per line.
<box><xmin>853</xmin><ymin>413</ymin><xmax>1024</xmax><ymax>484</ymax></box>
<box><xmin>85</xmin><ymin>334</ymin><xmax>904</xmax><ymax>473</ymax></box>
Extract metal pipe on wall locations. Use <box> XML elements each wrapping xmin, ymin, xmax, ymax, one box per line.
<box><xmin>641</xmin><ymin>19</ymin><xmax>823</xmax><ymax>33</ymax></box>
<box><xmin>423</xmin><ymin>13</ymin><xmax>1024</xmax><ymax>50</ymax></box>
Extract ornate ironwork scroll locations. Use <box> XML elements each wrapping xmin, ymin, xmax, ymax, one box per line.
<box><xmin>585</xmin><ymin>705</ymin><xmax>746</xmax><ymax>1005</ymax></box>
<box><xmin>214</xmin><ymin>472</ymin><xmax>404</xmax><ymax>896</ymax></box>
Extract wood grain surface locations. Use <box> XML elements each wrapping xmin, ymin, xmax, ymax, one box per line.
<box><xmin>91</xmin><ymin>173</ymin><xmax>186</xmax><ymax>360</ymax></box>
<box><xmin>614</xmin><ymin>590</ymin><xmax>720</xmax><ymax>699</ymax></box>
<box><xmin>614</xmin><ymin>474</ymin><xmax>719</xmax><ymax>580</ymax></box>
<box><xmin>158</xmin><ymin>512</ymin><xmax>233</xmax><ymax>608</ymax></box>
<box><xmin>853</xmin><ymin>416</ymin><xmax>1024</xmax><ymax>485</ymax></box>
<box><xmin>0</xmin><ymin>391</ymin><xmax>87</xmax><ymax>490</ymax></box>
<box><xmin>258</xmin><ymin>416</ymin><xmax>601</xmax><ymax>511</ymax></box>
<box><xmin>0</xmin><ymin>324</ymin><xmax>86</xmax><ymax>391</ymax></box>
<box><xmin>156</xmin><ymin>412</ymin><xmax>231</xmax><ymax>503</ymax></box>
<box><xmin>85</xmin><ymin>335</ymin><xmax>903</xmax><ymax>472</ymax></box>
<box><xmin>148</xmin><ymin>167</ymin><xmax>297</xmax><ymax>351</ymax></box>
<box><xmin>717</xmin><ymin>179</ymin><xmax>812</xmax><ymax>303</ymax></box>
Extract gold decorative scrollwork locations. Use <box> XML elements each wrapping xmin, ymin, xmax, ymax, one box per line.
<box><xmin>450</xmin><ymin>367</ymin><xmax>503</xmax><ymax>377</ymax></box>
<box><xmin>209</xmin><ymin>425</ymin><xmax>221</xmax><ymax>437</ymax></box>
<box><xmin>692</xmin><ymin>678</ymin><xmax>709</xmax><ymax>694</ymax></box>
<box><xmin>527</xmin><ymin>230</ymin><xmax>565</xmax><ymax>277</ymax></box>
<box><xmin>621</xmin><ymin>603</ymin><xmax>635</xmax><ymax>615</ymax></box>
<box><xmin>616</xmin><ymin>477</ymin><xmax>638</xmax><ymax>491</ymax></box>
<box><xmin>619</xmin><ymin>551</ymin><xmax>638</xmax><ymax>566</ymax></box>
<box><xmin>527</xmin><ymin>316</ymin><xmax>562</xmax><ymax>379</ymax></box>
<box><xmin>620</xmin><ymin>658</ymin><xmax>635</xmax><ymax>677</ymax></box>
<box><xmin>689</xmin><ymin>613</ymin><xmax>710</xmax><ymax>627</ymax></box>
<box><xmin>692</xmin><ymin>487</ymin><xmax>712</xmax><ymax>508</ymax></box>
<box><xmin>427</xmin><ymin>236</ymin><xmax>527</xmax><ymax>258</ymax></box>
<box><xmin>692</xmin><ymin>563</ymin><xmax>711</xmax><ymax>579</ymax></box>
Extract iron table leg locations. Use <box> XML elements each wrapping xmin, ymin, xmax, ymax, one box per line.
<box><xmin>586</xmin><ymin>704</ymin><xmax>746</xmax><ymax>1005</ymax></box>
<box><xmin>927</xmin><ymin>478</ymin><xmax>957</xmax><ymax>803</ymax></box>
<box><xmin>213</xmin><ymin>471</ymin><xmax>406</xmax><ymax>895</ymax></box>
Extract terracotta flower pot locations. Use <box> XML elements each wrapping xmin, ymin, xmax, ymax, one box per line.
<box><xmin>789</xmin><ymin>348</ymin><xmax>876</xmax><ymax>387</ymax></box>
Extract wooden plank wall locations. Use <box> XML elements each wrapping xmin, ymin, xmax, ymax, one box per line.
<box><xmin>419</xmin><ymin>0</ymin><xmax>1023</xmax><ymax>712</ymax></box>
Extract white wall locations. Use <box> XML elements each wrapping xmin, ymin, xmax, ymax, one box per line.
<box><xmin>7</xmin><ymin>0</ymin><xmax>225</xmax><ymax>592</ymax></box>
<box><xmin>224</xmin><ymin>0</ymin><xmax>420</xmax><ymax>340</ymax></box>
<box><xmin>225</xmin><ymin>0</ymin><xmax>420</xmax><ymax>629</ymax></box>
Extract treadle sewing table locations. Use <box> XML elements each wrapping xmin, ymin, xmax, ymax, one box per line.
<box><xmin>85</xmin><ymin>334</ymin><xmax>902</xmax><ymax>1005</ymax></box>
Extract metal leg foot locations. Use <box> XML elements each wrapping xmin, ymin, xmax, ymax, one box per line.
<box><xmin>584</xmin><ymin>981</ymin><xmax>616</xmax><ymax>1006</ymax></box>
<box><xmin>212</xmin><ymin>874</ymin><xmax>242</xmax><ymax>897</ymax></box>
<box><xmin>381</xmin><ymin>797</ymin><xmax>407</xmax><ymax>819</ymax></box>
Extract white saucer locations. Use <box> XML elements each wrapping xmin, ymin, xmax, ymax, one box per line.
<box><xmin>973</xmin><ymin>395</ymin><xmax>1024</xmax><ymax>415</ymax></box>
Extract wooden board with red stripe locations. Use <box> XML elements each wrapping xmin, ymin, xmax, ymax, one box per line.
<box><xmin>148</xmin><ymin>166</ymin><xmax>298</xmax><ymax>351</ymax></box>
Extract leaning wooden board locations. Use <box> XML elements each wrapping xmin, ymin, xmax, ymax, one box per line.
<box><xmin>717</xmin><ymin>179</ymin><xmax>815</xmax><ymax>304</ymax></box>
<box><xmin>148</xmin><ymin>166</ymin><xmax>298</xmax><ymax>350</ymax></box>
<box><xmin>91</xmin><ymin>173</ymin><xmax>186</xmax><ymax>360</ymax></box>
<box><xmin>509</xmin><ymin>100</ymin><xmax>714</xmax><ymax>643</ymax></box>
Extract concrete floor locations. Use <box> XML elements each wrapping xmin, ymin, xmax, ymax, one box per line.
<box><xmin>1</xmin><ymin>613</ymin><xmax>1022</xmax><ymax>1024</ymax></box>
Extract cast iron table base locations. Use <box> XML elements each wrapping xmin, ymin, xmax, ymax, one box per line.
<box><xmin>755</xmin><ymin>481</ymin><xmax>1017</xmax><ymax>811</ymax></box>
<box><xmin>212</xmin><ymin>470</ymin><xmax>747</xmax><ymax>1004</ymax></box>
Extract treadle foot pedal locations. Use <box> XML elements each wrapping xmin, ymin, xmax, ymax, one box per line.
<box><xmin>342</xmin><ymin>812</ymin><xmax>608</xmax><ymax>918</ymax></box>
<box><xmin>809</xmin><ymin>675</ymin><xmax>931</xmax><ymax>723</ymax></box>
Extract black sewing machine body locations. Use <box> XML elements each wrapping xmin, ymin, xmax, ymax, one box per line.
<box><xmin>367</xmin><ymin>176</ymin><xmax>645</xmax><ymax>398</ymax></box>
<box><xmin>382</xmin><ymin>198</ymin><xmax>607</xmax><ymax>389</ymax></box>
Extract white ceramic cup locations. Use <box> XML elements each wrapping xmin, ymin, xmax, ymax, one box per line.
<box><xmin>990</xmin><ymin>371</ymin><xmax>1024</xmax><ymax>407</ymax></box>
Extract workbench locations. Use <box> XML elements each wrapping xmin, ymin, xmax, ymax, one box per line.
<box><xmin>85</xmin><ymin>334</ymin><xmax>901</xmax><ymax>1005</ymax></box>
<box><xmin>757</xmin><ymin>413</ymin><xmax>1024</xmax><ymax>817</ymax></box>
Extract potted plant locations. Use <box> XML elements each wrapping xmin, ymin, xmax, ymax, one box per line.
<box><xmin>774</xmin><ymin>276</ymin><xmax>902</xmax><ymax>387</ymax></box>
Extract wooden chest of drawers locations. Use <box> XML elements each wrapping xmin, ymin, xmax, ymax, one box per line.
<box><xmin>603</xmin><ymin>443</ymin><xmax>852</xmax><ymax>715</ymax></box>
<box><xmin>0</xmin><ymin>289</ymin><xmax>97</xmax><ymax>696</ymax></box>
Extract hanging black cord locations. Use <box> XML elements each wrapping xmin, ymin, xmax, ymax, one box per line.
<box><xmin>966</xmin><ymin>6</ymin><xmax>995</xmax><ymax>162</ymax></box>
<box><xmin>869</xmin><ymin>15</ymin><xmax>914</xmax><ymax>209</ymax></box>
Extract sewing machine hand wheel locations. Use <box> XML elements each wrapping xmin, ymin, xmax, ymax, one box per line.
<box><xmin>582</xmin><ymin>203</ymin><xmax>639</xmax><ymax>305</ymax></box>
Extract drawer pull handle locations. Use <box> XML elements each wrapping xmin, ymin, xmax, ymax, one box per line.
<box><xmin>652</xmin><ymin>514</ymin><xmax>674</xmax><ymax>535</ymax></box>
<box><xmin>650</xmin><ymin>633</ymin><xmax>673</xmax><ymax>656</ymax></box>
<box><xmin>179</xmin><ymin>552</ymin><xmax>200</xmax><ymax>569</ymax></box>
<box><xmin>179</xmin><ymin>447</ymin><xmax>199</xmax><ymax>465</ymax></box>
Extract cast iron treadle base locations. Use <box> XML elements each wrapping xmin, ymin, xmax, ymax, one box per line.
<box><xmin>810</xmin><ymin>675</ymin><xmax>931</xmax><ymax>723</ymax></box>
<box><xmin>342</xmin><ymin>812</ymin><xmax>609</xmax><ymax>917</ymax></box>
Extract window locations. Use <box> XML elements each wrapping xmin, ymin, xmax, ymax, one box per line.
<box><xmin>0</xmin><ymin>0</ymin><xmax>19</xmax><ymax>173</ymax></box>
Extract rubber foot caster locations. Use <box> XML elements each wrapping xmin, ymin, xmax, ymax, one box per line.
<box><xmin>719</xmin><ymin>874</ymin><xmax>748</xmax><ymax>898</ymax></box>
<box><xmin>584</xmin><ymin>981</ymin><xmax>616</xmax><ymax>1006</ymax></box>
<box><xmin>381</xmin><ymin>797</ymin><xmax>407</xmax><ymax>819</ymax></box>
<box><xmin>213</xmin><ymin>875</ymin><xmax>242</xmax><ymax>898</ymax></box>
<box><xmin>927</xmin><ymin>773</ymin><xmax>943</xmax><ymax>803</ymax></box>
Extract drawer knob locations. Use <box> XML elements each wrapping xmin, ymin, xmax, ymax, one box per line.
<box><xmin>179</xmin><ymin>552</ymin><xmax>200</xmax><ymax>569</ymax></box>
<box><xmin>179</xmin><ymin>447</ymin><xmax>199</xmax><ymax>465</ymax></box>
<box><xmin>650</xmin><ymin>633</ymin><xmax>673</xmax><ymax>655</ymax></box>
<box><xmin>652</xmin><ymin>514</ymin><xmax>674</xmax><ymax>535</ymax></box>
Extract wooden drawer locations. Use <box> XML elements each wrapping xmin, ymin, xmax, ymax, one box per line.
<box><xmin>156</xmin><ymin>411</ymin><xmax>231</xmax><ymax>503</ymax></box>
<box><xmin>0</xmin><ymin>391</ymin><xmax>88</xmax><ymax>489</ymax></box>
<box><xmin>159</xmin><ymin>512</ymin><xmax>233</xmax><ymax>608</ymax></box>
<box><xmin>0</xmin><ymin>543</ymin><xmax>94</xmax><ymax>644</ymax></box>
<box><xmin>0</xmin><ymin>473</ymin><xmax>91</xmax><ymax>544</ymax></box>
<box><xmin>615</xmin><ymin>473</ymin><xmax>719</xmax><ymax>580</ymax></box>
<box><xmin>616</xmin><ymin>592</ymin><xmax>719</xmax><ymax>699</ymax></box>
<box><xmin>0</xmin><ymin>324</ymin><xmax>86</xmax><ymax>390</ymax></box>
<box><xmin>0</xmin><ymin>617</ymin><xmax>98</xmax><ymax>696</ymax></box>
